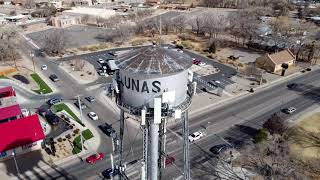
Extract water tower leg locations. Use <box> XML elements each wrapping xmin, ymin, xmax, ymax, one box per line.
<box><xmin>119</xmin><ymin>110</ymin><xmax>125</xmax><ymax>180</ymax></box>
<box><xmin>150</xmin><ymin>120</ymin><xmax>159</xmax><ymax>180</ymax></box>
<box><xmin>182</xmin><ymin>111</ymin><xmax>190</xmax><ymax>180</ymax></box>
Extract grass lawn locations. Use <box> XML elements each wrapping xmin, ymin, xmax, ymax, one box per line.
<box><xmin>72</xmin><ymin>129</ymin><xmax>94</xmax><ymax>154</ymax></box>
<box><xmin>0</xmin><ymin>75</ymin><xmax>8</xmax><ymax>79</ymax></box>
<box><xmin>52</xmin><ymin>103</ymin><xmax>82</xmax><ymax>124</ymax></box>
<box><xmin>30</xmin><ymin>73</ymin><xmax>53</xmax><ymax>94</ymax></box>
<box><xmin>290</xmin><ymin>112</ymin><xmax>320</xmax><ymax>159</ymax></box>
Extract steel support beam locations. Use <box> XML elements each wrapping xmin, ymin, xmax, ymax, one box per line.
<box><xmin>119</xmin><ymin>110</ymin><xmax>125</xmax><ymax>180</ymax></box>
<box><xmin>182</xmin><ymin>111</ymin><xmax>190</xmax><ymax>180</ymax></box>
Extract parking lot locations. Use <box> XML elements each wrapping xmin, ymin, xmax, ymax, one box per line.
<box><xmin>60</xmin><ymin>45</ymin><xmax>237</xmax><ymax>94</ymax></box>
<box><xmin>27</xmin><ymin>25</ymin><xmax>110</xmax><ymax>49</ymax></box>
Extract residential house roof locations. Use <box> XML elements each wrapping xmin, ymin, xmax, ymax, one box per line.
<box><xmin>0</xmin><ymin>86</ymin><xmax>16</xmax><ymax>98</ymax></box>
<box><xmin>0</xmin><ymin>104</ymin><xmax>21</xmax><ymax>121</ymax></box>
<box><xmin>266</xmin><ymin>49</ymin><xmax>295</xmax><ymax>65</ymax></box>
<box><xmin>0</xmin><ymin>114</ymin><xmax>45</xmax><ymax>152</ymax></box>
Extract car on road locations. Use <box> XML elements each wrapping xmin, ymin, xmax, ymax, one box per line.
<box><xmin>48</xmin><ymin>97</ymin><xmax>63</xmax><ymax>105</ymax></box>
<box><xmin>208</xmin><ymin>80</ymin><xmax>220</xmax><ymax>87</ymax></box>
<box><xmin>85</xmin><ymin>96</ymin><xmax>95</xmax><ymax>102</ymax></box>
<box><xmin>98</xmin><ymin>123</ymin><xmax>116</xmax><ymax>137</ymax></box>
<box><xmin>88</xmin><ymin>112</ymin><xmax>99</xmax><ymax>120</ymax></box>
<box><xmin>192</xmin><ymin>58</ymin><xmax>200</xmax><ymax>65</ymax></box>
<box><xmin>102</xmin><ymin>168</ymin><xmax>119</xmax><ymax>179</ymax></box>
<box><xmin>49</xmin><ymin>74</ymin><xmax>59</xmax><ymax>82</ymax></box>
<box><xmin>97</xmin><ymin>58</ymin><xmax>105</xmax><ymax>64</ymax></box>
<box><xmin>41</xmin><ymin>65</ymin><xmax>47</xmax><ymax>70</ymax></box>
<box><xmin>282</xmin><ymin>107</ymin><xmax>296</xmax><ymax>114</ymax></box>
<box><xmin>86</xmin><ymin>153</ymin><xmax>104</xmax><ymax>164</ymax></box>
<box><xmin>188</xmin><ymin>131</ymin><xmax>204</xmax><ymax>142</ymax></box>
<box><xmin>74</xmin><ymin>100</ymin><xmax>87</xmax><ymax>109</ymax></box>
<box><xmin>198</xmin><ymin>61</ymin><xmax>206</xmax><ymax>66</ymax></box>
<box><xmin>287</xmin><ymin>83</ymin><xmax>298</xmax><ymax>89</ymax></box>
<box><xmin>209</xmin><ymin>144</ymin><xmax>232</xmax><ymax>155</ymax></box>
<box><xmin>165</xmin><ymin>156</ymin><xmax>175</xmax><ymax>166</ymax></box>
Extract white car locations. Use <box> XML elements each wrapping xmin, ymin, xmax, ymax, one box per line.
<box><xmin>188</xmin><ymin>131</ymin><xmax>204</xmax><ymax>142</ymax></box>
<box><xmin>198</xmin><ymin>62</ymin><xmax>206</xmax><ymax>66</ymax></box>
<box><xmin>41</xmin><ymin>65</ymin><xmax>48</xmax><ymax>70</ymax></box>
<box><xmin>88</xmin><ymin>112</ymin><xmax>99</xmax><ymax>120</ymax></box>
<box><xmin>97</xmin><ymin>59</ymin><xmax>105</xmax><ymax>64</ymax></box>
<box><xmin>282</xmin><ymin>107</ymin><xmax>296</xmax><ymax>114</ymax></box>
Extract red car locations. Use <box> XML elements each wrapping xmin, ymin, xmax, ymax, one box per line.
<box><xmin>86</xmin><ymin>153</ymin><xmax>105</xmax><ymax>164</ymax></box>
<box><xmin>192</xmin><ymin>60</ymin><xmax>200</xmax><ymax>65</ymax></box>
<box><xmin>165</xmin><ymin>156</ymin><xmax>175</xmax><ymax>166</ymax></box>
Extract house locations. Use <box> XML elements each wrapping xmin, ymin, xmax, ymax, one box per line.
<box><xmin>255</xmin><ymin>49</ymin><xmax>296</xmax><ymax>73</ymax></box>
<box><xmin>0</xmin><ymin>86</ymin><xmax>45</xmax><ymax>160</ymax></box>
<box><xmin>50</xmin><ymin>15</ymin><xmax>81</xmax><ymax>28</ymax></box>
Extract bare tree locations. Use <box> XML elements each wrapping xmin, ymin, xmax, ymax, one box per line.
<box><xmin>239</xmin><ymin>135</ymin><xmax>303</xmax><ymax>179</ymax></box>
<box><xmin>81</xmin><ymin>15</ymin><xmax>89</xmax><ymax>25</ymax></box>
<box><xmin>43</xmin><ymin>29</ymin><xmax>67</xmax><ymax>55</ymax></box>
<box><xmin>0</xmin><ymin>25</ymin><xmax>21</xmax><ymax>68</ymax></box>
<box><xmin>190</xmin><ymin>16</ymin><xmax>205</xmax><ymax>36</ymax></box>
<box><xmin>172</xmin><ymin>16</ymin><xmax>186</xmax><ymax>33</ymax></box>
<box><xmin>73</xmin><ymin>59</ymin><xmax>86</xmax><ymax>71</ymax></box>
<box><xmin>24</xmin><ymin>0</ymin><xmax>35</xmax><ymax>9</ymax></box>
<box><xmin>263</xmin><ymin>113</ymin><xmax>287</xmax><ymax>135</ymax></box>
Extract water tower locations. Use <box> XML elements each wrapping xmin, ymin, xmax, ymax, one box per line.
<box><xmin>113</xmin><ymin>45</ymin><xmax>195</xmax><ymax>180</ymax></box>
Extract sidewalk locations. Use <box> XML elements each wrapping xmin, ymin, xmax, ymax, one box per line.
<box><xmin>189</xmin><ymin>65</ymin><xmax>319</xmax><ymax>118</ymax></box>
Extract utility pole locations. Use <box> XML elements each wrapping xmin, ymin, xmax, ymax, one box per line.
<box><xmin>30</xmin><ymin>51</ymin><xmax>35</xmax><ymax>72</ymax></box>
<box><xmin>12</xmin><ymin>149</ymin><xmax>20</xmax><ymax>175</ymax></box>
<box><xmin>76</xmin><ymin>95</ymin><xmax>84</xmax><ymax>153</ymax></box>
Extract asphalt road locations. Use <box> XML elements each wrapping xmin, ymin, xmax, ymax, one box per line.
<box><xmin>12</xmin><ymin>65</ymin><xmax>319</xmax><ymax>180</ymax></box>
<box><xmin>11</xmin><ymin>35</ymin><xmax>319</xmax><ymax>179</ymax></box>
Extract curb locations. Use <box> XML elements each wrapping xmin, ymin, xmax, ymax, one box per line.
<box><xmin>189</xmin><ymin>68</ymin><xmax>312</xmax><ymax>118</ymax></box>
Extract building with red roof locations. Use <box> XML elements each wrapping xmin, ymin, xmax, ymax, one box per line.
<box><xmin>0</xmin><ymin>86</ymin><xmax>45</xmax><ymax>160</ymax></box>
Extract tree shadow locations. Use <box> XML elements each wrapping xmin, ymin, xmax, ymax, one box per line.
<box><xmin>2</xmin><ymin>139</ymin><xmax>77</xmax><ymax>179</ymax></box>
<box><xmin>288</xmin><ymin>83</ymin><xmax>320</xmax><ymax>103</ymax></box>
<box><xmin>234</xmin><ymin>125</ymin><xmax>258</xmax><ymax>138</ymax></box>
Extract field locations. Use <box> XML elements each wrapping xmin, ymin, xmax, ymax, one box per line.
<box><xmin>290</xmin><ymin>112</ymin><xmax>320</xmax><ymax>159</ymax></box>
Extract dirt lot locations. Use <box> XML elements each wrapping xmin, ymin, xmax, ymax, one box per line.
<box><xmin>290</xmin><ymin>112</ymin><xmax>320</xmax><ymax>159</ymax></box>
<box><xmin>215</xmin><ymin>47</ymin><xmax>264</xmax><ymax>64</ymax></box>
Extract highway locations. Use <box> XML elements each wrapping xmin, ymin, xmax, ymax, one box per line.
<box><xmin>5</xmin><ymin>35</ymin><xmax>319</xmax><ymax>180</ymax></box>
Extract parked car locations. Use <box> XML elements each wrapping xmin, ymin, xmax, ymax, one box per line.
<box><xmin>97</xmin><ymin>58</ymin><xmax>105</xmax><ymax>64</ymax></box>
<box><xmin>208</xmin><ymin>80</ymin><xmax>220</xmax><ymax>87</ymax></box>
<box><xmin>88</xmin><ymin>112</ymin><xmax>99</xmax><ymax>120</ymax></box>
<box><xmin>282</xmin><ymin>107</ymin><xmax>296</xmax><ymax>114</ymax></box>
<box><xmin>48</xmin><ymin>97</ymin><xmax>63</xmax><ymax>105</ymax></box>
<box><xmin>188</xmin><ymin>131</ymin><xmax>204</xmax><ymax>142</ymax></box>
<box><xmin>165</xmin><ymin>156</ymin><xmax>175</xmax><ymax>166</ymax></box>
<box><xmin>41</xmin><ymin>65</ymin><xmax>47</xmax><ymax>70</ymax></box>
<box><xmin>287</xmin><ymin>83</ymin><xmax>298</xmax><ymax>89</ymax></box>
<box><xmin>86</xmin><ymin>153</ymin><xmax>105</xmax><ymax>164</ymax></box>
<box><xmin>98</xmin><ymin>123</ymin><xmax>116</xmax><ymax>137</ymax></box>
<box><xmin>85</xmin><ymin>96</ymin><xmax>95</xmax><ymax>102</ymax></box>
<box><xmin>74</xmin><ymin>100</ymin><xmax>87</xmax><ymax>109</ymax></box>
<box><xmin>198</xmin><ymin>61</ymin><xmax>206</xmax><ymax>66</ymax></box>
<box><xmin>102</xmin><ymin>168</ymin><xmax>119</xmax><ymax>179</ymax></box>
<box><xmin>209</xmin><ymin>144</ymin><xmax>232</xmax><ymax>155</ymax></box>
<box><xmin>45</xmin><ymin>111</ymin><xmax>60</xmax><ymax>125</ymax></box>
<box><xmin>49</xmin><ymin>74</ymin><xmax>59</xmax><ymax>82</ymax></box>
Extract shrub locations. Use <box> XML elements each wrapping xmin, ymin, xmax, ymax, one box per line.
<box><xmin>74</xmin><ymin>129</ymin><xmax>80</xmax><ymax>134</ymax></box>
<box><xmin>238</xmin><ymin>63</ymin><xmax>244</xmax><ymax>67</ymax></box>
<box><xmin>253</xmin><ymin>128</ymin><xmax>269</xmax><ymax>143</ymax></box>
<box><xmin>57</xmin><ymin>138</ymin><xmax>63</xmax><ymax>142</ymax></box>
<box><xmin>66</xmin><ymin>134</ymin><xmax>71</xmax><ymax>139</ymax></box>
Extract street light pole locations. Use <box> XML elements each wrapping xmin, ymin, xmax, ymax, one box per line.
<box><xmin>12</xmin><ymin>149</ymin><xmax>20</xmax><ymax>175</ymax></box>
<box><xmin>30</xmin><ymin>52</ymin><xmax>35</xmax><ymax>72</ymax></box>
<box><xmin>76</xmin><ymin>95</ymin><xmax>84</xmax><ymax>153</ymax></box>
